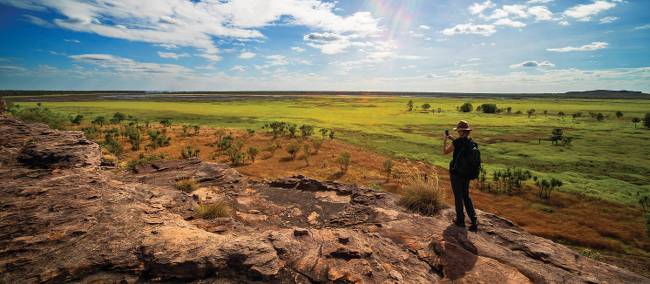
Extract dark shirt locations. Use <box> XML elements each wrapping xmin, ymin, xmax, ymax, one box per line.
<box><xmin>450</xmin><ymin>137</ymin><xmax>472</xmax><ymax>175</ymax></box>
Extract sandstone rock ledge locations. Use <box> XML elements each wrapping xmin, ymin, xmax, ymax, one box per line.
<box><xmin>0</xmin><ymin>115</ymin><xmax>647</xmax><ymax>284</ymax></box>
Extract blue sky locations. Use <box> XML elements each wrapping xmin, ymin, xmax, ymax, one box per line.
<box><xmin>0</xmin><ymin>0</ymin><xmax>649</xmax><ymax>92</ymax></box>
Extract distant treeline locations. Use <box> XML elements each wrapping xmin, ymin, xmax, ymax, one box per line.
<box><xmin>1</xmin><ymin>89</ymin><xmax>649</xmax><ymax>99</ymax></box>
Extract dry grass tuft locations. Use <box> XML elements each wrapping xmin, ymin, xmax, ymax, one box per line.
<box><xmin>398</xmin><ymin>167</ymin><xmax>446</xmax><ymax>216</ymax></box>
<box><xmin>195</xmin><ymin>200</ymin><xmax>232</xmax><ymax>219</ymax></box>
<box><xmin>175</xmin><ymin>178</ymin><xmax>198</xmax><ymax>193</ymax></box>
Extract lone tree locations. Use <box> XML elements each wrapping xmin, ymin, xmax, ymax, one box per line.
<box><xmin>319</xmin><ymin>128</ymin><xmax>329</xmax><ymax>140</ymax></box>
<box><xmin>480</xmin><ymin>103</ymin><xmax>497</xmax><ymax>114</ymax></box>
<box><xmin>615</xmin><ymin>111</ymin><xmax>624</xmax><ymax>119</ymax></box>
<box><xmin>645</xmin><ymin>113</ymin><xmax>650</xmax><ymax>128</ymax></box>
<box><xmin>558</xmin><ymin>111</ymin><xmax>565</xmax><ymax>118</ymax></box>
<box><xmin>421</xmin><ymin>103</ymin><xmax>431</xmax><ymax>111</ymax></box>
<box><xmin>407</xmin><ymin>100</ymin><xmax>414</xmax><ymax>112</ymax></box>
<box><xmin>92</xmin><ymin>116</ymin><xmax>106</xmax><ymax>127</ymax></box>
<box><xmin>526</xmin><ymin>109</ymin><xmax>536</xmax><ymax>118</ymax></box>
<box><xmin>459</xmin><ymin>102</ymin><xmax>473</xmax><ymax>113</ymax></box>
<box><xmin>506</xmin><ymin>107</ymin><xmax>512</xmax><ymax>114</ymax></box>
<box><xmin>299</xmin><ymin>124</ymin><xmax>314</xmax><ymax>139</ymax></box>
<box><xmin>287</xmin><ymin>143</ymin><xmax>299</xmax><ymax>160</ymax></box>
<box><xmin>110</xmin><ymin>112</ymin><xmax>127</xmax><ymax>124</ymax></box>
<box><xmin>632</xmin><ymin>117</ymin><xmax>641</xmax><ymax>128</ymax></box>
<box><xmin>596</xmin><ymin>113</ymin><xmax>605</xmax><ymax>121</ymax></box>
<box><xmin>70</xmin><ymin>114</ymin><xmax>84</xmax><ymax>125</ymax></box>
<box><xmin>247</xmin><ymin>147</ymin><xmax>258</xmax><ymax>163</ymax></box>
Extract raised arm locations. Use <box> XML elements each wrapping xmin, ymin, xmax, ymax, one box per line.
<box><xmin>442</xmin><ymin>134</ymin><xmax>454</xmax><ymax>155</ymax></box>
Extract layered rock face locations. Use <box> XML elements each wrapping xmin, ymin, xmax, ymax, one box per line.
<box><xmin>0</xmin><ymin>115</ymin><xmax>647</xmax><ymax>283</ymax></box>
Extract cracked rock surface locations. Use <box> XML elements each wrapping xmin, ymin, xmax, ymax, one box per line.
<box><xmin>1</xmin><ymin>115</ymin><xmax>647</xmax><ymax>283</ymax></box>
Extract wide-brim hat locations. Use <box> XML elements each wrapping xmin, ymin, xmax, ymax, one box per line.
<box><xmin>453</xmin><ymin>120</ymin><xmax>472</xmax><ymax>131</ymax></box>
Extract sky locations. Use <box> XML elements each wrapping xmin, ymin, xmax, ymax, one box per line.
<box><xmin>0</xmin><ymin>0</ymin><xmax>649</xmax><ymax>92</ymax></box>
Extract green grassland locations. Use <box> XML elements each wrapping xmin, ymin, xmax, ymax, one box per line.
<box><xmin>16</xmin><ymin>96</ymin><xmax>650</xmax><ymax>205</ymax></box>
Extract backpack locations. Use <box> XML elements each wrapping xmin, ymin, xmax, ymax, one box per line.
<box><xmin>452</xmin><ymin>140</ymin><xmax>481</xmax><ymax>180</ymax></box>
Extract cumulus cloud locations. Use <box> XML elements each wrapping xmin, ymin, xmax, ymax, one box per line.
<box><xmin>494</xmin><ymin>18</ymin><xmax>526</xmax><ymax>28</ymax></box>
<box><xmin>547</xmin><ymin>42</ymin><xmax>608</xmax><ymax>52</ymax></box>
<box><xmin>291</xmin><ymin>46</ymin><xmax>305</xmax><ymax>52</ymax></box>
<box><xmin>510</xmin><ymin>60</ymin><xmax>555</xmax><ymax>68</ymax></box>
<box><xmin>239</xmin><ymin>51</ymin><xmax>256</xmax><ymax>59</ymax></box>
<box><xmin>418</xmin><ymin>25</ymin><xmax>430</xmax><ymax>30</ymax></box>
<box><xmin>563</xmin><ymin>1</ymin><xmax>617</xmax><ymax>22</ymax></box>
<box><xmin>469</xmin><ymin>1</ymin><xmax>495</xmax><ymax>15</ymax></box>
<box><xmin>303</xmin><ymin>32</ymin><xmax>371</xmax><ymax>54</ymax></box>
<box><xmin>157</xmin><ymin>52</ymin><xmax>190</xmax><ymax>59</ymax></box>
<box><xmin>2</xmin><ymin>0</ymin><xmax>382</xmax><ymax>60</ymax></box>
<box><xmin>70</xmin><ymin>54</ymin><xmax>192</xmax><ymax>74</ymax></box>
<box><xmin>442</xmin><ymin>23</ymin><xmax>496</xmax><ymax>36</ymax></box>
<box><xmin>527</xmin><ymin>6</ymin><xmax>553</xmax><ymax>21</ymax></box>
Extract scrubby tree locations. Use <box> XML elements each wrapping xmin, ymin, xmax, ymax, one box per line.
<box><xmin>192</xmin><ymin>125</ymin><xmax>200</xmax><ymax>135</ymax></box>
<box><xmin>596</xmin><ymin>113</ymin><xmax>605</xmax><ymax>121</ymax></box>
<box><xmin>506</xmin><ymin>107</ymin><xmax>512</xmax><ymax>114</ymax></box>
<box><xmin>421</xmin><ymin>103</ymin><xmax>431</xmax><ymax>111</ymax></box>
<box><xmin>312</xmin><ymin>139</ymin><xmax>323</xmax><ymax>153</ymax></box>
<box><xmin>459</xmin><ymin>102</ymin><xmax>473</xmax><ymax>113</ymax></box>
<box><xmin>147</xmin><ymin>130</ymin><xmax>171</xmax><ymax>149</ymax></box>
<box><xmin>480</xmin><ymin>103</ymin><xmax>497</xmax><ymax>114</ymax></box>
<box><xmin>160</xmin><ymin>119</ymin><xmax>172</xmax><ymax>128</ymax></box>
<box><xmin>181</xmin><ymin>146</ymin><xmax>200</xmax><ymax>159</ymax></box>
<box><xmin>632</xmin><ymin>117</ymin><xmax>641</xmax><ymax>128</ymax></box>
<box><xmin>615</xmin><ymin>111</ymin><xmax>624</xmax><ymax>119</ymax></box>
<box><xmin>110</xmin><ymin>112</ymin><xmax>127</xmax><ymax>124</ymax></box>
<box><xmin>70</xmin><ymin>114</ymin><xmax>84</xmax><ymax>125</ymax></box>
<box><xmin>287</xmin><ymin>123</ymin><xmax>298</xmax><ymax>138</ymax></box>
<box><xmin>124</xmin><ymin>126</ymin><xmax>141</xmax><ymax>150</ymax></box>
<box><xmin>92</xmin><ymin>116</ymin><xmax>106</xmax><ymax>127</ymax></box>
<box><xmin>337</xmin><ymin>152</ymin><xmax>352</xmax><ymax>173</ymax></box>
<box><xmin>558</xmin><ymin>111</ymin><xmax>565</xmax><ymax>118</ymax></box>
<box><xmin>103</xmin><ymin>132</ymin><xmax>123</xmax><ymax>156</ymax></box>
<box><xmin>287</xmin><ymin>143</ymin><xmax>299</xmax><ymax>160</ymax></box>
<box><xmin>319</xmin><ymin>128</ymin><xmax>329</xmax><ymax>140</ymax></box>
<box><xmin>329</xmin><ymin>129</ymin><xmax>335</xmax><ymax>140</ymax></box>
<box><xmin>543</xmin><ymin>110</ymin><xmax>548</xmax><ymax>116</ymax></box>
<box><xmin>300</xmin><ymin>124</ymin><xmax>314</xmax><ymax>139</ymax></box>
<box><xmin>247</xmin><ymin>147</ymin><xmax>258</xmax><ymax>163</ymax></box>
<box><xmin>407</xmin><ymin>100</ymin><xmax>414</xmax><ymax>111</ymax></box>
<box><xmin>527</xmin><ymin>109</ymin><xmax>536</xmax><ymax>118</ymax></box>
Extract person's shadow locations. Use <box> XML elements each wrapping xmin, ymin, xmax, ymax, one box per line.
<box><xmin>440</xmin><ymin>224</ymin><xmax>478</xmax><ymax>280</ymax></box>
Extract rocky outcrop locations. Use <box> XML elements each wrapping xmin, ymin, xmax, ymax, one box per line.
<box><xmin>1</xmin><ymin>115</ymin><xmax>647</xmax><ymax>283</ymax></box>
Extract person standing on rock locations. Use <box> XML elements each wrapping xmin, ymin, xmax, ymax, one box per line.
<box><xmin>442</xmin><ymin>120</ymin><xmax>481</xmax><ymax>231</ymax></box>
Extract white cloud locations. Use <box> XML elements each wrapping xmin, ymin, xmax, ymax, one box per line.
<box><xmin>527</xmin><ymin>6</ymin><xmax>553</xmax><ymax>21</ymax></box>
<box><xmin>502</xmin><ymin>5</ymin><xmax>529</xmax><ymax>18</ymax></box>
<box><xmin>230</xmin><ymin>65</ymin><xmax>246</xmax><ymax>72</ymax></box>
<box><xmin>64</xmin><ymin>39</ymin><xmax>80</xmax><ymax>43</ymax></box>
<box><xmin>409</xmin><ymin>30</ymin><xmax>425</xmax><ymax>38</ymax></box>
<box><xmin>239</xmin><ymin>51</ymin><xmax>256</xmax><ymax>59</ymax></box>
<box><xmin>634</xmin><ymin>24</ymin><xmax>650</xmax><ymax>30</ymax></box>
<box><xmin>22</xmin><ymin>14</ymin><xmax>53</xmax><ymax>28</ymax></box>
<box><xmin>469</xmin><ymin>1</ymin><xmax>495</xmax><ymax>15</ymax></box>
<box><xmin>303</xmin><ymin>32</ymin><xmax>370</xmax><ymax>54</ymax></box>
<box><xmin>255</xmin><ymin>54</ymin><xmax>290</xmax><ymax>70</ymax></box>
<box><xmin>563</xmin><ymin>1</ymin><xmax>617</xmax><ymax>21</ymax></box>
<box><xmin>547</xmin><ymin>42</ymin><xmax>608</xmax><ymax>52</ymax></box>
<box><xmin>291</xmin><ymin>46</ymin><xmax>305</xmax><ymax>52</ymax></box>
<box><xmin>70</xmin><ymin>54</ymin><xmax>192</xmax><ymax>74</ymax></box>
<box><xmin>442</xmin><ymin>23</ymin><xmax>496</xmax><ymax>36</ymax></box>
<box><xmin>2</xmin><ymin>0</ymin><xmax>382</xmax><ymax>60</ymax></box>
<box><xmin>157</xmin><ymin>51</ymin><xmax>190</xmax><ymax>59</ymax></box>
<box><xmin>510</xmin><ymin>60</ymin><xmax>555</xmax><ymax>68</ymax></box>
<box><xmin>494</xmin><ymin>18</ymin><xmax>526</xmax><ymax>28</ymax></box>
<box><xmin>527</xmin><ymin>0</ymin><xmax>553</xmax><ymax>4</ymax></box>
<box><xmin>599</xmin><ymin>16</ymin><xmax>618</xmax><ymax>24</ymax></box>
<box><xmin>418</xmin><ymin>25</ymin><xmax>430</xmax><ymax>30</ymax></box>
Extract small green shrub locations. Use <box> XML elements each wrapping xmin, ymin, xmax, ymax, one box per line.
<box><xmin>175</xmin><ymin>178</ymin><xmax>198</xmax><ymax>192</ymax></box>
<box><xmin>299</xmin><ymin>124</ymin><xmax>314</xmax><ymax>138</ymax></box>
<box><xmin>247</xmin><ymin>146</ymin><xmax>258</xmax><ymax>163</ymax></box>
<box><xmin>147</xmin><ymin>130</ymin><xmax>171</xmax><ymax>149</ymax></box>
<box><xmin>69</xmin><ymin>114</ymin><xmax>84</xmax><ymax>125</ymax></box>
<box><xmin>336</xmin><ymin>152</ymin><xmax>351</xmax><ymax>173</ymax></box>
<box><xmin>195</xmin><ymin>201</ymin><xmax>232</xmax><ymax>219</ymax></box>
<box><xmin>10</xmin><ymin>105</ymin><xmax>68</xmax><ymax>129</ymax></box>
<box><xmin>125</xmin><ymin>153</ymin><xmax>165</xmax><ymax>172</ymax></box>
<box><xmin>480</xmin><ymin>103</ymin><xmax>497</xmax><ymax>114</ymax></box>
<box><xmin>459</xmin><ymin>102</ymin><xmax>472</xmax><ymax>112</ymax></box>
<box><xmin>181</xmin><ymin>146</ymin><xmax>200</xmax><ymax>159</ymax></box>
<box><xmin>383</xmin><ymin>159</ymin><xmax>393</xmax><ymax>180</ymax></box>
<box><xmin>103</xmin><ymin>133</ymin><xmax>123</xmax><ymax>156</ymax></box>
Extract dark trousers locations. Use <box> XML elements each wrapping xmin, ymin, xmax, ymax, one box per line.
<box><xmin>450</xmin><ymin>174</ymin><xmax>477</xmax><ymax>224</ymax></box>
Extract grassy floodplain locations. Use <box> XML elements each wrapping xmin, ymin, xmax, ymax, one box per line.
<box><xmin>14</xmin><ymin>95</ymin><xmax>650</xmax><ymax>205</ymax></box>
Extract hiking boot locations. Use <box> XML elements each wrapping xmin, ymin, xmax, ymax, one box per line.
<box><xmin>469</xmin><ymin>223</ymin><xmax>478</xmax><ymax>232</ymax></box>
